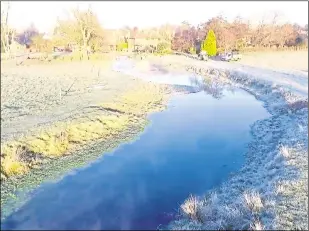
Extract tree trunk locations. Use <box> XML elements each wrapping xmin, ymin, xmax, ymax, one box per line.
<box><xmin>82</xmin><ymin>40</ymin><xmax>89</xmax><ymax>60</ymax></box>
<box><xmin>82</xmin><ymin>31</ymin><xmax>92</xmax><ymax>60</ymax></box>
<box><xmin>83</xmin><ymin>47</ymin><xmax>88</xmax><ymax>60</ymax></box>
<box><xmin>2</xmin><ymin>2</ymin><xmax>11</xmax><ymax>55</ymax></box>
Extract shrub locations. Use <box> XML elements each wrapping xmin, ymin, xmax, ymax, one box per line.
<box><xmin>157</xmin><ymin>42</ymin><xmax>171</xmax><ymax>53</ymax></box>
<box><xmin>116</xmin><ymin>42</ymin><xmax>128</xmax><ymax>51</ymax></box>
<box><xmin>189</xmin><ymin>47</ymin><xmax>196</xmax><ymax>54</ymax></box>
<box><xmin>1</xmin><ymin>144</ymin><xmax>29</xmax><ymax>177</ymax></box>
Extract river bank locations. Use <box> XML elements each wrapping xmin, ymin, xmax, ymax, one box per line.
<box><xmin>1</xmin><ymin>60</ymin><xmax>177</xmax><ymax>220</ymax></box>
<box><xmin>143</xmin><ymin>55</ymin><xmax>308</xmax><ymax>230</ymax></box>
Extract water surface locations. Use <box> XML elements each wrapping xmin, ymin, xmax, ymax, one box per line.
<box><xmin>2</xmin><ymin>85</ymin><xmax>269</xmax><ymax>230</ymax></box>
<box><xmin>113</xmin><ymin>56</ymin><xmax>205</xmax><ymax>87</ymax></box>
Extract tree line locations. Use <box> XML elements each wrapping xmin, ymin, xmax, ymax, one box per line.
<box><xmin>172</xmin><ymin>16</ymin><xmax>308</xmax><ymax>54</ymax></box>
<box><xmin>1</xmin><ymin>4</ymin><xmax>308</xmax><ymax>59</ymax></box>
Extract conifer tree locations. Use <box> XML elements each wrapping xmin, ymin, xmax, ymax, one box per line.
<box><xmin>201</xmin><ymin>29</ymin><xmax>217</xmax><ymax>56</ymax></box>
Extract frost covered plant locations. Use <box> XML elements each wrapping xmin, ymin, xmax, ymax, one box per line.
<box><xmin>250</xmin><ymin>218</ymin><xmax>265</xmax><ymax>230</ymax></box>
<box><xmin>181</xmin><ymin>194</ymin><xmax>203</xmax><ymax>222</ymax></box>
<box><xmin>171</xmin><ymin>190</ymin><xmax>267</xmax><ymax>230</ymax></box>
<box><xmin>279</xmin><ymin>145</ymin><xmax>290</xmax><ymax>159</ymax></box>
<box><xmin>275</xmin><ymin>182</ymin><xmax>286</xmax><ymax>195</ymax></box>
<box><xmin>243</xmin><ymin>191</ymin><xmax>264</xmax><ymax>214</ymax></box>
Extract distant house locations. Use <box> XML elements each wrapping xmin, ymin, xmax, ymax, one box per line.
<box><xmin>298</xmin><ymin>29</ymin><xmax>308</xmax><ymax>37</ymax></box>
<box><xmin>90</xmin><ymin>28</ymin><xmax>164</xmax><ymax>53</ymax></box>
<box><xmin>52</xmin><ymin>41</ymin><xmax>79</xmax><ymax>53</ymax></box>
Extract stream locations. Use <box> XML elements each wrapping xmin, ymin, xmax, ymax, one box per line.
<box><xmin>2</xmin><ymin>58</ymin><xmax>269</xmax><ymax>230</ymax></box>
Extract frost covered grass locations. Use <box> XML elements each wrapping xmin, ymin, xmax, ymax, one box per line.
<box><xmin>172</xmin><ymin>190</ymin><xmax>267</xmax><ymax>230</ymax></box>
<box><xmin>164</xmin><ymin>64</ymin><xmax>308</xmax><ymax>230</ymax></box>
<box><xmin>279</xmin><ymin>145</ymin><xmax>291</xmax><ymax>159</ymax></box>
<box><xmin>244</xmin><ymin>191</ymin><xmax>264</xmax><ymax>214</ymax></box>
<box><xmin>239</xmin><ymin>50</ymin><xmax>308</xmax><ymax>72</ymax></box>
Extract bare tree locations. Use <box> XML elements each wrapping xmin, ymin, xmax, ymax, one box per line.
<box><xmin>1</xmin><ymin>1</ymin><xmax>14</xmax><ymax>54</ymax></box>
<box><xmin>232</xmin><ymin>16</ymin><xmax>250</xmax><ymax>49</ymax></box>
<box><xmin>73</xmin><ymin>7</ymin><xmax>102</xmax><ymax>59</ymax></box>
<box><xmin>54</xmin><ymin>6</ymin><xmax>103</xmax><ymax>60</ymax></box>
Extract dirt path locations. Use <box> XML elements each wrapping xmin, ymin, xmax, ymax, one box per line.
<box><xmin>146</xmin><ymin>52</ymin><xmax>308</xmax><ymax>97</ymax></box>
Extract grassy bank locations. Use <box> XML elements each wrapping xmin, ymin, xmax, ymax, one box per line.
<box><xmin>1</xmin><ymin>81</ymin><xmax>172</xmax><ymax>219</ymax></box>
<box><xmin>153</xmin><ymin>56</ymin><xmax>308</xmax><ymax>230</ymax></box>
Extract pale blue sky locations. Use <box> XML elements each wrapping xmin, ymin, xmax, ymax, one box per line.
<box><xmin>3</xmin><ymin>1</ymin><xmax>308</xmax><ymax>33</ymax></box>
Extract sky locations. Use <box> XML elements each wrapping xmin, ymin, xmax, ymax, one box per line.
<box><xmin>2</xmin><ymin>1</ymin><xmax>308</xmax><ymax>33</ymax></box>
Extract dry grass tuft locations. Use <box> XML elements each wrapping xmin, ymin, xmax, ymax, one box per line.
<box><xmin>1</xmin><ymin>156</ymin><xmax>28</xmax><ymax>177</ymax></box>
<box><xmin>26</xmin><ymin>130</ymin><xmax>69</xmax><ymax>157</ymax></box>
<box><xmin>181</xmin><ymin>195</ymin><xmax>203</xmax><ymax>222</ymax></box>
<box><xmin>1</xmin><ymin>117</ymin><xmax>128</xmax><ymax>178</ymax></box>
<box><xmin>1</xmin><ymin>143</ymin><xmax>30</xmax><ymax>177</ymax></box>
<box><xmin>250</xmin><ymin>218</ymin><xmax>265</xmax><ymax>230</ymax></box>
<box><xmin>279</xmin><ymin>145</ymin><xmax>290</xmax><ymax>159</ymax></box>
<box><xmin>244</xmin><ymin>191</ymin><xmax>264</xmax><ymax>214</ymax></box>
<box><xmin>66</xmin><ymin>115</ymin><xmax>130</xmax><ymax>143</ymax></box>
<box><xmin>1</xmin><ymin>114</ymin><xmax>131</xmax><ymax>178</ymax></box>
